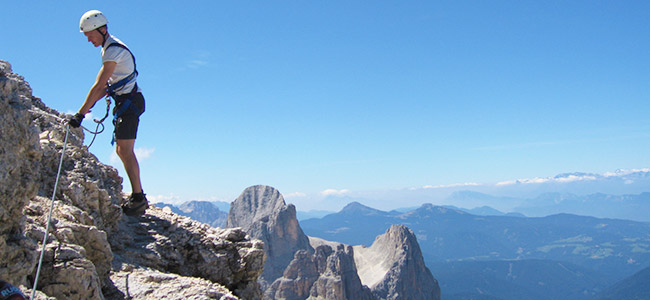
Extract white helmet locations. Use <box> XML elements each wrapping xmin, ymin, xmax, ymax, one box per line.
<box><xmin>79</xmin><ymin>10</ymin><xmax>108</xmax><ymax>32</ymax></box>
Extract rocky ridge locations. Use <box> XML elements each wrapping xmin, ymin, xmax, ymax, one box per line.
<box><xmin>0</xmin><ymin>60</ymin><xmax>265</xmax><ymax>299</ymax></box>
<box><xmin>228</xmin><ymin>185</ymin><xmax>441</xmax><ymax>300</ymax></box>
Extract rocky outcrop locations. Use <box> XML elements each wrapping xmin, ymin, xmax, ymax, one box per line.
<box><xmin>0</xmin><ymin>60</ymin><xmax>265</xmax><ymax>299</ymax></box>
<box><xmin>0</xmin><ymin>60</ymin><xmax>41</xmax><ymax>290</ymax></box>
<box><xmin>354</xmin><ymin>225</ymin><xmax>441</xmax><ymax>300</ymax></box>
<box><xmin>227</xmin><ymin>185</ymin><xmax>313</xmax><ymax>289</ymax></box>
<box><xmin>227</xmin><ymin>185</ymin><xmax>441</xmax><ymax>300</ymax></box>
<box><xmin>265</xmin><ymin>245</ymin><xmax>374</xmax><ymax>300</ymax></box>
<box><xmin>268</xmin><ymin>227</ymin><xmax>441</xmax><ymax>300</ymax></box>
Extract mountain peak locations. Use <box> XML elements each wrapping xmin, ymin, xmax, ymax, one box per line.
<box><xmin>341</xmin><ymin>201</ymin><xmax>386</xmax><ymax>215</ymax></box>
<box><xmin>227</xmin><ymin>185</ymin><xmax>312</xmax><ymax>289</ymax></box>
<box><xmin>413</xmin><ymin>203</ymin><xmax>466</xmax><ymax>215</ymax></box>
<box><xmin>354</xmin><ymin>224</ymin><xmax>441</xmax><ymax>300</ymax></box>
<box><xmin>227</xmin><ymin>185</ymin><xmax>286</xmax><ymax>227</ymax></box>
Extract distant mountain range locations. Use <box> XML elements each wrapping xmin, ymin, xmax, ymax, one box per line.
<box><xmin>305</xmin><ymin>169</ymin><xmax>650</xmax><ymax>216</ymax></box>
<box><xmin>300</xmin><ymin>202</ymin><xmax>650</xmax><ymax>300</ymax></box>
<box><xmin>310</xmin><ymin>190</ymin><xmax>650</xmax><ymax>222</ymax></box>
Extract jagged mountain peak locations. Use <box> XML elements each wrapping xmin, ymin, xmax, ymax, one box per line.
<box><xmin>354</xmin><ymin>224</ymin><xmax>441</xmax><ymax>300</ymax></box>
<box><xmin>227</xmin><ymin>185</ymin><xmax>312</xmax><ymax>290</ymax></box>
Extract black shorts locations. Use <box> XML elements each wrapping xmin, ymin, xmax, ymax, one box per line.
<box><xmin>113</xmin><ymin>92</ymin><xmax>145</xmax><ymax>140</ymax></box>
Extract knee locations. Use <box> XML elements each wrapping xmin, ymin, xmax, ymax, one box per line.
<box><xmin>116</xmin><ymin>145</ymin><xmax>131</xmax><ymax>160</ymax></box>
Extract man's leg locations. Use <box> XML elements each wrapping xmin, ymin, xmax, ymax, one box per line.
<box><xmin>116</xmin><ymin>138</ymin><xmax>143</xmax><ymax>194</ymax></box>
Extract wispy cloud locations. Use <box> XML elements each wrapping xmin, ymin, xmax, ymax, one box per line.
<box><xmin>135</xmin><ymin>147</ymin><xmax>155</xmax><ymax>159</ymax></box>
<box><xmin>421</xmin><ymin>182</ymin><xmax>481</xmax><ymax>189</ymax></box>
<box><xmin>148</xmin><ymin>193</ymin><xmax>182</xmax><ymax>205</ymax></box>
<box><xmin>184</xmin><ymin>50</ymin><xmax>212</xmax><ymax>70</ymax></box>
<box><xmin>110</xmin><ymin>147</ymin><xmax>155</xmax><ymax>163</ymax></box>
<box><xmin>187</xmin><ymin>59</ymin><xmax>209</xmax><ymax>69</ymax></box>
<box><xmin>285</xmin><ymin>192</ymin><xmax>307</xmax><ymax>198</ymax></box>
<box><xmin>496</xmin><ymin>173</ymin><xmax>601</xmax><ymax>186</ymax></box>
<box><xmin>321</xmin><ymin>189</ymin><xmax>350</xmax><ymax>196</ymax></box>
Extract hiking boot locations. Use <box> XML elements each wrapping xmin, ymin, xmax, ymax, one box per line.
<box><xmin>122</xmin><ymin>192</ymin><xmax>148</xmax><ymax>216</ymax></box>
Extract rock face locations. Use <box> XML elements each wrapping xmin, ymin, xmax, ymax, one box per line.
<box><xmin>227</xmin><ymin>185</ymin><xmax>313</xmax><ymax>289</ymax></box>
<box><xmin>227</xmin><ymin>185</ymin><xmax>441</xmax><ymax>300</ymax></box>
<box><xmin>0</xmin><ymin>60</ymin><xmax>265</xmax><ymax>299</ymax></box>
<box><xmin>354</xmin><ymin>225</ymin><xmax>441</xmax><ymax>300</ymax></box>
<box><xmin>265</xmin><ymin>245</ymin><xmax>375</xmax><ymax>300</ymax></box>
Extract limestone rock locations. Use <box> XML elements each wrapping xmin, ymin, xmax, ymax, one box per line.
<box><xmin>266</xmin><ymin>244</ymin><xmax>374</xmax><ymax>300</ymax></box>
<box><xmin>109</xmin><ymin>206</ymin><xmax>265</xmax><ymax>300</ymax></box>
<box><xmin>1</xmin><ymin>59</ymin><xmax>45</xmax><ymax>286</ymax></box>
<box><xmin>354</xmin><ymin>225</ymin><xmax>441</xmax><ymax>300</ymax></box>
<box><xmin>227</xmin><ymin>185</ymin><xmax>313</xmax><ymax>289</ymax></box>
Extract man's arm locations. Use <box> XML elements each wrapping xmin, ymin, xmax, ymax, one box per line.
<box><xmin>78</xmin><ymin>61</ymin><xmax>117</xmax><ymax>115</ymax></box>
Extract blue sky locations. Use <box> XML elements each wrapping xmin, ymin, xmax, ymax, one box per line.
<box><xmin>3</xmin><ymin>1</ymin><xmax>649</xmax><ymax>210</ymax></box>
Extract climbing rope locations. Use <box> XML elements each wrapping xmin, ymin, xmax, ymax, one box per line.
<box><xmin>31</xmin><ymin>124</ymin><xmax>70</xmax><ymax>299</ymax></box>
<box><xmin>86</xmin><ymin>96</ymin><xmax>111</xmax><ymax>149</ymax></box>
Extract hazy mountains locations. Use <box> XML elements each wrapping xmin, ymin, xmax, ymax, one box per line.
<box><xmin>310</xmin><ymin>190</ymin><xmax>650</xmax><ymax>222</ymax></box>
<box><xmin>305</xmin><ymin>169</ymin><xmax>650</xmax><ymax>216</ymax></box>
<box><xmin>300</xmin><ymin>202</ymin><xmax>650</xmax><ymax>300</ymax></box>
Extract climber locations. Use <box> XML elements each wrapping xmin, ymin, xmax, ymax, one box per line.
<box><xmin>69</xmin><ymin>10</ymin><xmax>148</xmax><ymax>216</ymax></box>
<box><xmin>0</xmin><ymin>280</ymin><xmax>26</xmax><ymax>300</ymax></box>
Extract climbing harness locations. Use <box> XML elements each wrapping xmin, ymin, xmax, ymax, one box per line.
<box><xmin>31</xmin><ymin>124</ymin><xmax>70</xmax><ymax>300</ymax></box>
<box><xmin>105</xmin><ymin>42</ymin><xmax>138</xmax><ymax>97</ymax></box>
<box><xmin>104</xmin><ymin>42</ymin><xmax>139</xmax><ymax>146</ymax></box>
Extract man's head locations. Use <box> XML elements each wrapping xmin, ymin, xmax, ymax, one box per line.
<box><xmin>80</xmin><ymin>10</ymin><xmax>108</xmax><ymax>47</ymax></box>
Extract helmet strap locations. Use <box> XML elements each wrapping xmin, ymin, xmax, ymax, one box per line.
<box><xmin>98</xmin><ymin>26</ymin><xmax>108</xmax><ymax>46</ymax></box>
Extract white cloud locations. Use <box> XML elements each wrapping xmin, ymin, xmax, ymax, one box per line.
<box><xmin>496</xmin><ymin>177</ymin><xmax>550</xmax><ymax>186</ymax></box>
<box><xmin>603</xmin><ymin>168</ymin><xmax>650</xmax><ymax>177</ymax></box>
<box><xmin>110</xmin><ymin>147</ymin><xmax>155</xmax><ymax>163</ymax></box>
<box><xmin>285</xmin><ymin>192</ymin><xmax>307</xmax><ymax>198</ymax></box>
<box><xmin>555</xmin><ymin>175</ymin><xmax>596</xmax><ymax>183</ymax></box>
<box><xmin>321</xmin><ymin>189</ymin><xmax>350</xmax><ymax>196</ymax></box>
<box><xmin>496</xmin><ymin>173</ymin><xmax>604</xmax><ymax>186</ymax></box>
<box><xmin>422</xmin><ymin>182</ymin><xmax>481</xmax><ymax>189</ymax></box>
<box><xmin>135</xmin><ymin>147</ymin><xmax>155</xmax><ymax>159</ymax></box>
<box><xmin>148</xmin><ymin>193</ymin><xmax>183</xmax><ymax>205</ymax></box>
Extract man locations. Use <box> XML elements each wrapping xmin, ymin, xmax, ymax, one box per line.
<box><xmin>69</xmin><ymin>10</ymin><xmax>148</xmax><ymax>216</ymax></box>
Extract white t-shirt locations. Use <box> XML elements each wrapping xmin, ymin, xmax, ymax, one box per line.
<box><xmin>102</xmin><ymin>35</ymin><xmax>140</xmax><ymax>95</ymax></box>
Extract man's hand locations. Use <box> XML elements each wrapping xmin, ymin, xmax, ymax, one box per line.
<box><xmin>68</xmin><ymin>113</ymin><xmax>85</xmax><ymax>128</ymax></box>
